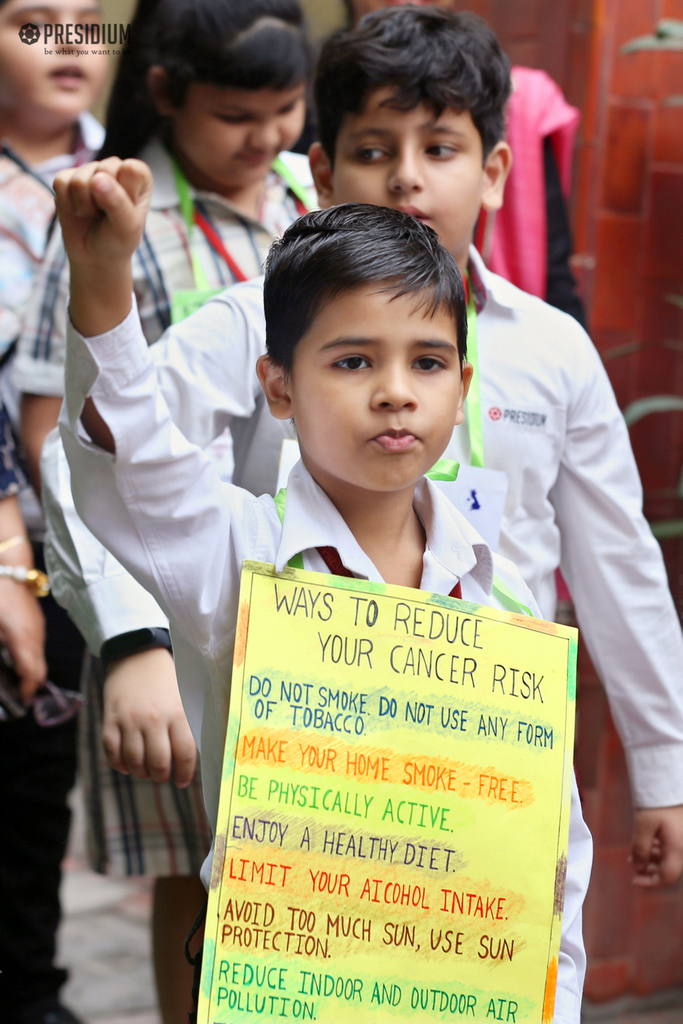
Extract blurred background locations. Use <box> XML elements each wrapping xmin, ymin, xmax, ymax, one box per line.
<box><xmin>58</xmin><ymin>0</ymin><xmax>683</xmax><ymax>1020</ymax></box>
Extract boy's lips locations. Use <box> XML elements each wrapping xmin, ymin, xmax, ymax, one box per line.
<box><xmin>396</xmin><ymin>205</ymin><xmax>429</xmax><ymax>223</ymax></box>
<box><xmin>51</xmin><ymin>67</ymin><xmax>85</xmax><ymax>89</ymax></box>
<box><xmin>373</xmin><ymin>430</ymin><xmax>418</xmax><ymax>452</ymax></box>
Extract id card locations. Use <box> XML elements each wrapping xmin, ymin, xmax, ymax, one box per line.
<box><xmin>434</xmin><ymin>463</ymin><xmax>508</xmax><ymax>551</ymax></box>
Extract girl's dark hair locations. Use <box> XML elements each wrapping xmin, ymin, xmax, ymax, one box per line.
<box><xmin>99</xmin><ymin>0</ymin><xmax>310</xmax><ymax>159</ymax></box>
<box><xmin>264</xmin><ymin>204</ymin><xmax>467</xmax><ymax>371</ymax></box>
<box><xmin>315</xmin><ymin>6</ymin><xmax>511</xmax><ymax>164</ymax></box>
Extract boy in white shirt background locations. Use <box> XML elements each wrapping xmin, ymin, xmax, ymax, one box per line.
<box><xmin>40</xmin><ymin>6</ymin><xmax>683</xmax><ymax>895</ymax></box>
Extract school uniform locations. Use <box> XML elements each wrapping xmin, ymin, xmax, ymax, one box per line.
<box><xmin>15</xmin><ymin>139</ymin><xmax>313</xmax><ymax>880</ymax></box>
<box><xmin>44</xmin><ymin>249</ymin><xmax>683</xmax><ymax>816</ymax></box>
<box><xmin>59</xmin><ymin>300</ymin><xmax>592</xmax><ymax>1022</ymax></box>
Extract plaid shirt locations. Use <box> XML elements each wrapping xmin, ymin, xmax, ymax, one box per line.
<box><xmin>13</xmin><ymin>140</ymin><xmax>314</xmax><ymax>396</ymax></box>
<box><xmin>0</xmin><ymin>113</ymin><xmax>103</xmax><ymax>498</ymax></box>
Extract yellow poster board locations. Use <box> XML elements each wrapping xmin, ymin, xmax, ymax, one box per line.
<box><xmin>198</xmin><ymin>561</ymin><xmax>577</xmax><ymax>1024</ymax></box>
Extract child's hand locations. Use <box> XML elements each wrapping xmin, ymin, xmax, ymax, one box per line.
<box><xmin>55</xmin><ymin>158</ymin><xmax>152</xmax><ymax>338</ymax></box>
<box><xmin>0</xmin><ymin>578</ymin><xmax>46</xmax><ymax>702</ymax></box>
<box><xmin>631</xmin><ymin>806</ymin><xmax>683</xmax><ymax>887</ymax></box>
<box><xmin>102</xmin><ymin>647</ymin><xmax>197</xmax><ymax>788</ymax></box>
<box><xmin>54</xmin><ymin>157</ymin><xmax>153</xmax><ymax>270</ymax></box>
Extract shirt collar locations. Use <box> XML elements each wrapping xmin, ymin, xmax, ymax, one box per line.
<box><xmin>468</xmin><ymin>244</ymin><xmax>540</xmax><ymax>314</ymax></box>
<box><xmin>467</xmin><ymin>245</ymin><xmax>489</xmax><ymax>314</ymax></box>
<box><xmin>275</xmin><ymin>461</ymin><xmax>494</xmax><ymax>595</ymax></box>
<box><xmin>141</xmin><ymin>139</ymin><xmax>181</xmax><ymax>211</ymax></box>
<box><xmin>76</xmin><ymin>111</ymin><xmax>105</xmax><ymax>157</ymax></box>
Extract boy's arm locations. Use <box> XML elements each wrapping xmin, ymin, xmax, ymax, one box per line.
<box><xmin>0</xmin><ymin>492</ymin><xmax>46</xmax><ymax>699</ymax></box>
<box><xmin>552</xmin><ymin>337</ymin><xmax>683</xmax><ymax>886</ymax></box>
<box><xmin>54</xmin><ymin>158</ymin><xmax>145</xmax><ymax>343</ymax></box>
<box><xmin>56</xmin><ymin>159</ymin><xmax>269</xmax><ymax>660</ymax></box>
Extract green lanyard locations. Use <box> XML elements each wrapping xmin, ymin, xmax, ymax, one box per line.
<box><xmin>172</xmin><ymin>158</ymin><xmax>213</xmax><ymax>292</ymax></box>
<box><xmin>272</xmin><ymin>471</ymin><xmax>532</xmax><ymax>616</ymax></box>
<box><xmin>270</xmin><ymin>155</ymin><xmax>313</xmax><ymax>212</ymax></box>
<box><xmin>170</xmin><ymin>156</ymin><xmax>312</xmax><ymax>323</ymax></box>
<box><xmin>465</xmin><ymin>285</ymin><xmax>484</xmax><ymax>468</ymax></box>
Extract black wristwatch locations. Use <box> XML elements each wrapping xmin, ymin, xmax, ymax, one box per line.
<box><xmin>100</xmin><ymin>627</ymin><xmax>173</xmax><ymax>668</ymax></box>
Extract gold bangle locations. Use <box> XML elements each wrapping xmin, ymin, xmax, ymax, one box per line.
<box><xmin>0</xmin><ymin>565</ymin><xmax>50</xmax><ymax>597</ymax></box>
<box><xmin>26</xmin><ymin>569</ymin><xmax>50</xmax><ymax>598</ymax></box>
<box><xmin>0</xmin><ymin>534</ymin><xmax>29</xmax><ymax>555</ymax></box>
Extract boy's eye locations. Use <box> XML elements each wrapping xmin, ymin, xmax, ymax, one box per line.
<box><xmin>335</xmin><ymin>355</ymin><xmax>369</xmax><ymax>370</ymax></box>
<box><xmin>414</xmin><ymin>356</ymin><xmax>445</xmax><ymax>371</ymax></box>
<box><xmin>355</xmin><ymin>147</ymin><xmax>387</xmax><ymax>162</ymax></box>
<box><xmin>216</xmin><ymin>114</ymin><xmax>251</xmax><ymax>124</ymax></box>
<box><xmin>426</xmin><ymin>145</ymin><xmax>458</xmax><ymax>158</ymax></box>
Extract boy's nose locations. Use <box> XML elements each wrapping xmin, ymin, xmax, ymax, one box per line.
<box><xmin>372</xmin><ymin>368</ymin><xmax>417</xmax><ymax>409</ymax></box>
<box><xmin>388</xmin><ymin>151</ymin><xmax>424</xmax><ymax>194</ymax></box>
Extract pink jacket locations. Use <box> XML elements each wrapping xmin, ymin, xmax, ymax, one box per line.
<box><xmin>487</xmin><ymin>66</ymin><xmax>580</xmax><ymax>299</ymax></box>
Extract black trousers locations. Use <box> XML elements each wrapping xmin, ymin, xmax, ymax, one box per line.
<box><xmin>0</xmin><ymin>545</ymin><xmax>84</xmax><ymax>1014</ymax></box>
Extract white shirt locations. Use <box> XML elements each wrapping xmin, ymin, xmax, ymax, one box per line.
<box><xmin>44</xmin><ymin>254</ymin><xmax>683</xmax><ymax>809</ymax></box>
<box><xmin>59</xmin><ymin>302</ymin><xmax>590</xmax><ymax>1022</ymax></box>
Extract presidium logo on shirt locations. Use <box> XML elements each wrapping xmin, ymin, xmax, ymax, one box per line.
<box><xmin>488</xmin><ymin>406</ymin><xmax>548</xmax><ymax>428</ymax></box>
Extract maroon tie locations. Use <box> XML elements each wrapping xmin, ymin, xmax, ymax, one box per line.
<box><xmin>316</xmin><ymin>546</ymin><xmax>463</xmax><ymax>599</ymax></box>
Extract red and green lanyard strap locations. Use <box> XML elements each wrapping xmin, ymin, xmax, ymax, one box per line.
<box><xmin>172</xmin><ymin>156</ymin><xmax>311</xmax><ymax>291</ymax></box>
<box><xmin>272</xmin><ymin>460</ymin><xmax>532</xmax><ymax>616</ymax></box>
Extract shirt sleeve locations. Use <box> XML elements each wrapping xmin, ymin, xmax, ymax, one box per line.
<box><xmin>0</xmin><ymin>232</ymin><xmax>35</xmax><ymax>353</ymax></box>
<box><xmin>12</xmin><ymin>223</ymin><xmax>70</xmax><ymax>397</ymax></box>
<box><xmin>152</xmin><ymin>278</ymin><xmax>292</xmax><ymax>496</ymax></box>
<box><xmin>41</xmin><ymin>426</ymin><xmax>169</xmax><ymax>654</ymax></box>
<box><xmin>551</xmin><ymin>338</ymin><xmax>683</xmax><ymax>808</ymax></box>
<box><xmin>151</xmin><ymin>281</ymin><xmax>267</xmax><ymax>450</ymax></box>
<box><xmin>554</xmin><ymin>774</ymin><xmax>592</xmax><ymax>1023</ymax></box>
<box><xmin>59</xmin><ymin>298</ymin><xmax>274</xmax><ymax>658</ymax></box>
<box><xmin>44</xmin><ymin>280</ymin><xmax>285</xmax><ymax>651</ymax></box>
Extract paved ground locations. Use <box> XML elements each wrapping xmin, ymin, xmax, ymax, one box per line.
<box><xmin>57</xmin><ymin>787</ymin><xmax>160</xmax><ymax>1024</ymax></box>
<box><xmin>56</xmin><ymin>787</ymin><xmax>683</xmax><ymax>1024</ymax></box>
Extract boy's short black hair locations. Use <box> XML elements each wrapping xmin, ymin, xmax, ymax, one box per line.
<box><xmin>315</xmin><ymin>6</ymin><xmax>511</xmax><ymax>163</ymax></box>
<box><xmin>263</xmin><ymin>204</ymin><xmax>467</xmax><ymax>371</ymax></box>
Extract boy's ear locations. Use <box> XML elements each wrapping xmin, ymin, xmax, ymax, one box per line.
<box><xmin>147</xmin><ymin>66</ymin><xmax>177</xmax><ymax>117</ymax></box>
<box><xmin>256</xmin><ymin>355</ymin><xmax>294</xmax><ymax>420</ymax></box>
<box><xmin>454</xmin><ymin>362</ymin><xmax>474</xmax><ymax>426</ymax></box>
<box><xmin>480</xmin><ymin>141</ymin><xmax>513</xmax><ymax>214</ymax></box>
<box><xmin>309</xmin><ymin>142</ymin><xmax>335</xmax><ymax>209</ymax></box>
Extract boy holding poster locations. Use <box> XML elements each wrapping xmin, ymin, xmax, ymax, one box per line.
<box><xmin>53</xmin><ymin>155</ymin><xmax>591</xmax><ymax>1024</ymax></box>
<box><xmin>41</xmin><ymin>6</ymin><xmax>682</xmax><ymax>896</ymax></box>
